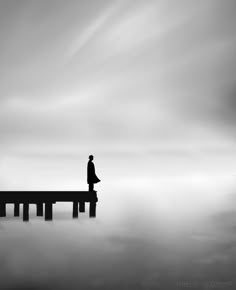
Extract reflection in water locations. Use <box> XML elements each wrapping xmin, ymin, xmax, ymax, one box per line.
<box><xmin>0</xmin><ymin>177</ymin><xmax>235</xmax><ymax>290</ymax></box>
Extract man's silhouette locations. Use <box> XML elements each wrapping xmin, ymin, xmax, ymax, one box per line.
<box><xmin>87</xmin><ymin>155</ymin><xmax>100</xmax><ymax>191</ymax></box>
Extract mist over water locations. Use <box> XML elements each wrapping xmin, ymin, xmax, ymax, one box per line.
<box><xmin>0</xmin><ymin>170</ymin><xmax>236</xmax><ymax>289</ymax></box>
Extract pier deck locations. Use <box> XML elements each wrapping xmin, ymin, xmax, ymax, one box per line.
<box><xmin>0</xmin><ymin>191</ymin><xmax>98</xmax><ymax>221</ymax></box>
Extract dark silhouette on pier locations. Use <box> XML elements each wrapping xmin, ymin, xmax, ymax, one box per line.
<box><xmin>0</xmin><ymin>191</ymin><xmax>98</xmax><ymax>222</ymax></box>
<box><xmin>87</xmin><ymin>155</ymin><xmax>100</xmax><ymax>191</ymax></box>
<box><xmin>0</xmin><ymin>157</ymin><xmax>100</xmax><ymax>222</ymax></box>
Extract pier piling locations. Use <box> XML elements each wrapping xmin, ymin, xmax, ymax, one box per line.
<box><xmin>79</xmin><ymin>201</ymin><xmax>85</xmax><ymax>212</ymax></box>
<box><xmin>36</xmin><ymin>203</ymin><xmax>43</xmax><ymax>216</ymax></box>
<box><xmin>23</xmin><ymin>203</ymin><xmax>29</xmax><ymax>221</ymax></box>
<box><xmin>0</xmin><ymin>191</ymin><xmax>98</xmax><ymax>222</ymax></box>
<box><xmin>14</xmin><ymin>203</ymin><xmax>20</xmax><ymax>217</ymax></box>
<box><xmin>73</xmin><ymin>202</ymin><xmax>78</xmax><ymax>218</ymax></box>
<box><xmin>89</xmin><ymin>202</ymin><xmax>96</xmax><ymax>218</ymax></box>
<box><xmin>45</xmin><ymin>203</ymin><xmax>53</xmax><ymax>221</ymax></box>
<box><xmin>0</xmin><ymin>204</ymin><xmax>6</xmax><ymax>217</ymax></box>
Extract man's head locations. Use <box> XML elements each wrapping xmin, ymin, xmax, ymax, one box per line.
<box><xmin>89</xmin><ymin>155</ymin><xmax>94</xmax><ymax>161</ymax></box>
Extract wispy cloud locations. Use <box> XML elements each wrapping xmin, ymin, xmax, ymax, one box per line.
<box><xmin>1</xmin><ymin>0</ymin><xmax>236</xmax><ymax>188</ymax></box>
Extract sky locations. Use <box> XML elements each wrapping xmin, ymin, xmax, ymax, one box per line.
<box><xmin>1</xmin><ymin>0</ymin><xmax>236</xmax><ymax>190</ymax></box>
<box><xmin>1</xmin><ymin>2</ymin><xmax>236</xmax><ymax>289</ymax></box>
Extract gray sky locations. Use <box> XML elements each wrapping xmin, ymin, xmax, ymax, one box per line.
<box><xmin>1</xmin><ymin>0</ymin><xmax>236</xmax><ymax>189</ymax></box>
<box><xmin>1</xmin><ymin>3</ymin><xmax>236</xmax><ymax>289</ymax></box>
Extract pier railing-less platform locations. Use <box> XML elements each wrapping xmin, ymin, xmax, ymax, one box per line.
<box><xmin>0</xmin><ymin>191</ymin><xmax>98</xmax><ymax>221</ymax></box>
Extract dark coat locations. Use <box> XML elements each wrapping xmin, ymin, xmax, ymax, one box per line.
<box><xmin>87</xmin><ymin>161</ymin><xmax>100</xmax><ymax>184</ymax></box>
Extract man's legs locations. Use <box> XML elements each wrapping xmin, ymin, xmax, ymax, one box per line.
<box><xmin>89</xmin><ymin>183</ymin><xmax>94</xmax><ymax>191</ymax></box>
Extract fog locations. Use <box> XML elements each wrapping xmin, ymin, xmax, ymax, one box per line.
<box><xmin>0</xmin><ymin>0</ymin><xmax>236</xmax><ymax>289</ymax></box>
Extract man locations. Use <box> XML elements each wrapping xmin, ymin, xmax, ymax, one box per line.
<box><xmin>87</xmin><ymin>155</ymin><xmax>100</xmax><ymax>191</ymax></box>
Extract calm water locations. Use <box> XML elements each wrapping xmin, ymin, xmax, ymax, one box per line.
<box><xmin>0</xmin><ymin>176</ymin><xmax>235</xmax><ymax>290</ymax></box>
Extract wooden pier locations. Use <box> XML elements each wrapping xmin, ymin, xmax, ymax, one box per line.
<box><xmin>0</xmin><ymin>191</ymin><xmax>98</xmax><ymax>221</ymax></box>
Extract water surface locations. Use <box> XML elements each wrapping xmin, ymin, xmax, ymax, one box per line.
<box><xmin>0</xmin><ymin>176</ymin><xmax>235</xmax><ymax>290</ymax></box>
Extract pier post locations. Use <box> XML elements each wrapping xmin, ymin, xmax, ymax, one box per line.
<box><xmin>14</xmin><ymin>203</ymin><xmax>20</xmax><ymax>217</ymax></box>
<box><xmin>89</xmin><ymin>202</ymin><xmax>96</xmax><ymax>217</ymax></box>
<box><xmin>36</xmin><ymin>203</ymin><xmax>43</xmax><ymax>216</ymax></box>
<box><xmin>45</xmin><ymin>203</ymin><xmax>53</xmax><ymax>221</ymax></box>
<box><xmin>79</xmin><ymin>201</ymin><xmax>85</xmax><ymax>212</ymax></box>
<box><xmin>23</xmin><ymin>203</ymin><xmax>29</xmax><ymax>221</ymax></box>
<box><xmin>0</xmin><ymin>191</ymin><xmax>98</xmax><ymax>221</ymax></box>
<box><xmin>0</xmin><ymin>204</ymin><xmax>6</xmax><ymax>217</ymax></box>
<box><xmin>73</xmin><ymin>202</ymin><xmax>78</xmax><ymax>218</ymax></box>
